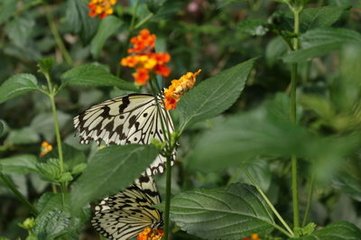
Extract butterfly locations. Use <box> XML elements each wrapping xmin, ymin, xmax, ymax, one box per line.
<box><xmin>91</xmin><ymin>175</ymin><xmax>163</xmax><ymax>240</ymax></box>
<box><xmin>73</xmin><ymin>93</ymin><xmax>175</xmax><ymax>176</ymax></box>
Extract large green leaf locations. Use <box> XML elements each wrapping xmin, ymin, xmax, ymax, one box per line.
<box><xmin>64</xmin><ymin>0</ymin><xmax>98</xmax><ymax>43</ymax></box>
<box><xmin>5</xmin><ymin>127</ymin><xmax>40</xmax><ymax>144</ymax></box>
<box><xmin>295</xmin><ymin>221</ymin><xmax>361</xmax><ymax>240</ymax></box>
<box><xmin>34</xmin><ymin>193</ymin><xmax>79</xmax><ymax>240</ymax></box>
<box><xmin>90</xmin><ymin>16</ymin><xmax>123</xmax><ymax>58</ymax></box>
<box><xmin>0</xmin><ymin>74</ymin><xmax>39</xmax><ymax>103</ymax></box>
<box><xmin>70</xmin><ymin>145</ymin><xmax>159</xmax><ymax>211</ymax></box>
<box><xmin>170</xmin><ymin>183</ymin><xmax>274</xmax><ymax>240</ymax></box>
<box><xmin>187</xmin><ymin>96</ymin><xmax>360</xmax><ymax>182</ymax></box>
<box><xmin>284</xmin><ymin>28</ymin><xmax>361</xmax><ymax>63</ymax></box>
<box><xmin>0</xmin><ymin>155</ymin><xmax>38</xmax><ymax>174</ymax></box>
<box><xmin>178</xmin><ymin>58</ymin><xmax>255</xmax><ymax>131</ymax></box>
<box><xmin>61</xmin><ymin>64</ymin><xmax>136</xmax><ymax>91</ymax></box>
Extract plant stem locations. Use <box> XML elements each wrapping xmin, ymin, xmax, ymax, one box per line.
<box><xmin>246</xmin><ymin>172</ymin><xmax>294</xmax><ymax>237</ymax></box>
<box><xmin>149</xmin><ymin>79</ymin><xmax>173</xmax><ymax>240</ymax></box>
<box><xmin>302</xmin><ymin>174</ymin><xmax>314</xmax><ymax>226</ymax></box>
<box><xmin>290</xmin><ymin>5</ymin><xmax>302</xmax><ymax>229</ymax></box>
<box><xmin>44</xmin><ymin>72</ymin><xmax>67</xmax><ymax>198</ymax></box>
<box><xmin>0</xmin><ymin>173</ymin><xmax>38</xmax><ymax>215</ymax></box>
<box><xmin>46</xmin><ymin>6</ymin><xmax>73</xmax><ymax>65</ymax></box>
<box><xmin>163</xmin><ymin>155</ymin><xmax>172</xmax><ymax>240</ymax></box>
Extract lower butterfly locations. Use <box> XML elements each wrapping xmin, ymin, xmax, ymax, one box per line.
<box><xmin>73</xmin><ymin>93</ymin><xmax>175</xmax><ymax>176</ymax></box>
<box><xmin>91</xmin><ymin>175</ymin><xmax>163</xmax><ymax>240</ymax></box>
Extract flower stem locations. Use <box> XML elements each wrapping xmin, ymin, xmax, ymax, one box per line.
<box><xmin>289</xmin><ymin>5</ymin><xmax>302</xmax><ymax>229</ymax></box>
<box><xmin>149</xmin><ymin>79</ymin><xmax>173</xmax><ymax>240</ymax></box>
<box><xmin>46</xmin><ymin>6</ymin><xmax>73</xmax><ymax>65</ymax></box>
<box><xmin>163</xmin><ymin>155</ymin><xmax>172</xmax><ymax>240</ymax></box>
<box><xmin>302</xmin><ymin>174</ymin><xmax>314</xmax><ymax>226</ymax></box>
<box><xmin>0</xmin><ymin>173</ymin><xmax>38</xmax><ymax>215</ymax></box>
<box><xmin>44</xmin><ymin>72</ymin><xmax>67</xmax><ymax>200</ymax></box>
<box><xmin>246</xmin><ymin>172</ymin><xmax>294</xmax><ymax>237</ymax></box>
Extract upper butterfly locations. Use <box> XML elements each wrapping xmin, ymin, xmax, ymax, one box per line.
<box><xmin>73</xmin><ymin>93</ymin><xmax>175</xmax><ymax>176</ymax></box>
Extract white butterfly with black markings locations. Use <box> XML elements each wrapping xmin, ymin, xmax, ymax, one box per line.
<box><xmin>73</xmin><ymin>93</ymin><xmax>175</xmax><ymax>176</ymax></box>
<box><xmin>91</xmin><ymin>175</ymin><xmax>163</xmax><ymax>240</ymax></box>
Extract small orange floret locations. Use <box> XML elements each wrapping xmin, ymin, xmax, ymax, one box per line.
<box><xmin>128</xmin><ymin>28</ymin><xmax>156</xmax><ymax>54</ymax></box>
<box><xmin>137</xmin><ymin>227</ymin><xmax>163</xmax><ymax>240</ymax></box>
<box><xmin>88</xmin><ymin>0</ymin><xmax>117</xmax><ymax>19</ymax></box>
<box><xmin>133</xmin><ymin>68</ymin><xmax>150</xmax><ymax>85</ymax></box>
<box><xmin>164</xmin><ymin>69</ymin><xmax>201</xmax><ymax>110</ymax></box>
<box><xmin>155</xmin><ymin>64</ymin><xmax>171</xmax><ymax>77</ymax></box>
<box><xmin>242</xmin><ymin>233</ymin><xmax>261</xmax><ymax>240</ymax></box>
<box><xmin>40</xmin><ymin>141</ymin><xmax>53</xmax><ymax>157</ymax></box>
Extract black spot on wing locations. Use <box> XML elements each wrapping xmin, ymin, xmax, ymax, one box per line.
<box><xmin>119</xmin><ymin>95</ymin><xmax>130</xmax><ymax>113</ymax></box>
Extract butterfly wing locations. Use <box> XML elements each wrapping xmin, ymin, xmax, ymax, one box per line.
<box><xmin>91</xmin><ymin>175</ymin><xmax>162</xmax><ymax>240</ymax></box>
<box><xmin>73</xmin><ymin>93</ymin><xmax>175</xmax><ymax>175</ymax></box>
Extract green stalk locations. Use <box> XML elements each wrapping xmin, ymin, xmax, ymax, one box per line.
<box><xmin>246</xmin><ymin>172</ymin><xmax>294</xmax><ymax>237</ymax></box>
<box><xmin>163</xmin><ymin>155</ymin><xmax>172</xmax><ymax>240</ymax></box>
<box><xmin>44</xmin><ymin>72</ymin><xmax>67</xmax><ymax>201</ymax></box>
<box><xmin>0</xmin><ymin>173</ymin><xmax>38</xmax><ymax>215</ymax></box>
<box><xmin>149</xmin><ymin>79</ymin><xmax>173</xmax><ymax>240</ymax></box>
<box><xmin>289</xmin><ymin>5</ymin><xmax>302</xmax><ymax>229</ymax></box>
<box><xmin>302</xmin><ymin>174</ymin><xmax>314</xmax><ymax>226</ymax></box>
<box><xmin>46</xmin><ymin>7</ymin><xmax>73</xmax><ymax>65</ymax></box>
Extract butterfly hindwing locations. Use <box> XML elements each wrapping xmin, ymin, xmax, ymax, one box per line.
<box><xmin>91</xmin><ymin>175</ymin><xmax>162</xmax><ymax>240</ymax></box>
<box><xmin>73</xmin><ymin>93</ymin><xmax>175</xmax><ymax>175</ymax></box>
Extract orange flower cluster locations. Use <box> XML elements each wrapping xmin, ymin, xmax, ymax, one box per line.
<box><xmin>242</xmin><ymin>233</ymin><xmax>261</xmax><ymax>240</ymax></box>
<box><xmin>137</xmin><ymin>227</ymin><xmax>164</xmax><ymax>240</ymax></box>
<box><xmin>164</xmin><ymin>69</ymin><xmax>201</xmax><ymax>110</ymax></box>
<box><xmin>121</xmin><ymin>29</ymin><xmax>171</xmax><ymax>85</ymax></box>
<box><xmin>40</xmin><ymin>141</ymin><xmax>53</xmax><ymax>157</ymax></box>
<box><xmin>88</xmin><ymin>0</ymin><xmax>117</xmax><ymax>19</ymax></box>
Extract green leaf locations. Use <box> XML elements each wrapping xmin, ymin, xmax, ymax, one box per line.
<box><xmin>284</xmin><ymin>28</ymin><xmax>361</xmax><ymax>63</ymax></box>
<box><xmin>37</xmin><ymin>58</ymin><xmax>54</xmax><ymax>75</ymax></box>
<box><xmin>265</xmin><ymin>36</ymin><xmax>288</xmax><ymax>65</ymax></box>
<box><xmin>4</xmin><ymin>17</ymin><xmax>34</xmax><ymax>47</ymax></box>
<box><xmin>61</xmin><ymin>64</ymin><xmax>136</xmax><ymax>91</ymax></box>
<box><xmin>300</xmin><ymin>6</ymin><xmax>346</xmax><ymax>30</ymax></box>
<box><xmin>90</xmin><ymin>16</ymin><xmax>123</xmax><ymax>58</ymax></box>
<box><xmin>64</xmin><ymin>0</ymin><xmax>98</xmax><ymax>43</ymax></box>
<box><xmin>34</xmin><ymin>193</ymin><xmax>71</xmax><ymax>240</ymax></box>
<box><xmin>170</xmin><ymin>183</ymin><xmax>274</xmax><ymax>240</ymax></box>
<box><xmin>0</xmin><ymin>155</ymin><xmax>38</xmax><ymax>174</ymax></box>
<box><xmin>30</xmin><ymin>112</ymin><xmax>71</xmax><ymax>141</ymax></box>
<box><xmin>0</xmin><ymin>0</ymin><xmax>17</xmax><ymax>24</ymax></box>
<box><xmin>178</xmin><ymin>58</ymin><xmax>255</xmax><ymax>131</ymax></box>
<box><xmin>70</xmin><ymin>145</ymin><xmax>159</xmax><ymax>211</ymax></box>
<box><xmin>35</xmin><ymin>208</ymin><xmax>71</xmax><ymax>240</ymax></box>
<box><xmin>36</xmin><ymin>158</ymin><xmax>73</xmax><ymax>184</ymax></box>
<box><xmin>295</xmin><ymin>221</ymin><xmax>361</xmax><ymax>240</ymax></box>
<box><xmin>5</xmin><ymin>127</ymin><xmax>40</xmax><ymax>144</ymax></box>
<box><xmin>294</xmin><ymin>222</ymin><xmax>316</xmax><ymax>237</ymax></box>
<box><xmin>0</xmin><ymin>74</ymin><xmax>39</xmax><ymax>103</ymax></box>
<box><xmin>187</xmin><ymin>96</ymin><xmax>360</xmax><ymax>181</ymax></box>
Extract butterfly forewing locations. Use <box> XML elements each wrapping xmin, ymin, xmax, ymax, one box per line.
<box><xmin>73</xmin><ymin>93</ymin><xmax>175</xmax><ymax>175</ymax></box>
<box><xmin>91</xmin><ymin>175</ymin><xmax>162</xmax><ymax>240</ymax></box>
